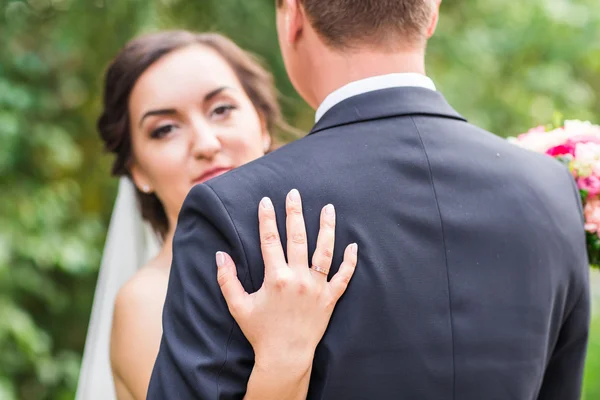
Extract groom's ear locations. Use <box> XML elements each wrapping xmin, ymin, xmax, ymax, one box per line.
<box><xmin>426</xmin><ymin>0</ymin><xmax>442</xmax><ymax>39</ymax></box>
<box><xmin>282</xmin><ymin>0</ymin><xmax>304</xmax><ymax>45</ymax></box>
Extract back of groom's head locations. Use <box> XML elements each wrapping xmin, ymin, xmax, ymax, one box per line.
<box><xmin>275</xmin><ymin>0</ymin><xmax>439</xmax><ymax>109</ymax></box>
<box><xmin>276</xmin><ymin>0</ymin><xmax>435</xmax><ymax>50</ymax></box>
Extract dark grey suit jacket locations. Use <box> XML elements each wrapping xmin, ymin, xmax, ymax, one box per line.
<box><xmin>148</xmin><ymin>87</ymin><xmax>590</xmax><ymax>400</ymax></box>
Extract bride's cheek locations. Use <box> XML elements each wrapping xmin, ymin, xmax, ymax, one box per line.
<box><xmin>232</xmin><ymin>131</ymin><xmax>268</xmax><ymax>164</ymax></box>
<box><xmin>225</xmin><ymin>111</ymin><xmax>265</xmax><ymax>161</ymax></box>
<box><xmin>157</xmin><ymin>141</ymin><xmax>191</xmax><ymax>188</ymax></box>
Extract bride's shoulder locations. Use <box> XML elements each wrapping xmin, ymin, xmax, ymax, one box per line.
<box><xmin>113</xmin><ymin>260</ymin><xmax>169</xmax><ymax>322</ymax></box>
<box><xmin>110</xmin><ymin>261</ymin><xmax>169</xmax><ymax>396</ymax></box>
<box><xmin>111</xmin><ymin>259</ymin><xmax>169</xmax><ymax>345</ymax></box>
<box><xmin>110</xmin><ymin>260</ymin><xmax>169</xmax><ymax>365</ymax></box>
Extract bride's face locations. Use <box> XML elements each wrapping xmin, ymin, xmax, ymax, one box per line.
<box><xmin>128</xmin><ymin>45</ymin><xmax>271</xmax><ymax>224</ymax></box>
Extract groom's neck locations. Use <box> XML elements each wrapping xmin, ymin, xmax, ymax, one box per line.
<box><xmin>307</xmin><ymin>49</ymin><xmax>427</xmax><ymax>110</ymax></box>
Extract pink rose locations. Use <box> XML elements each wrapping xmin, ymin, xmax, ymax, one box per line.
<box><xmin>546</xmin><ymin>144</ymin><xmax>575</xmax><ymax>157</ymax></box>
<box><xmin>578</xmin><ymin>175</ymin><xmax>600</xmax><ymax>197</ymax></box>
<box><xmin>584</xmin><ymin>197</ymin><xmax>600</xmax><ymax>233</ymax></box>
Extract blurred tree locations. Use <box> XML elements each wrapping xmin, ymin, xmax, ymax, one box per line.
<box><xmin>0</xmin><ymin>0</ymin><xmax>599</xmax><ymax>399</ymax></box>
<box><xmin>0</xmin><ymin>1</ymin><xmax>154</xmax><ymax>398</ymax></box>
<box><xmin>429</xmin><ymin>0</ymin><xmax>600</xmax><ymax>135</ymax></box>
<box><xmin>584</xmin><ymin>312</ymin><xmax>600</xmax><ymax>400</ymax></box>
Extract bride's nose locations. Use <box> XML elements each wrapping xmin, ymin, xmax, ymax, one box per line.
<box><xmin>190</xmin><ymin>119</ymin><xmax>222</xmax><ymax>160</ymax></box>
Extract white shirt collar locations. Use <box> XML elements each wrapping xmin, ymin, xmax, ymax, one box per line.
<box><xmin>314</xmin><ymin>73</ymin><xmax>436</xmax><ymax>123</ymax></box>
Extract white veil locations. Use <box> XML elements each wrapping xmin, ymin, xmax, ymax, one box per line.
<box><xmin>76</xmin><ymin>177</ymin><xmax>160</xmax><ymax>400</ymax></box>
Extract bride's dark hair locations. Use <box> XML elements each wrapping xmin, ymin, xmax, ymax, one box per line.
<box><xmin>98</xmin><ymin>31</ymin><xmax>287</xmax><ymax>239</ymax></box>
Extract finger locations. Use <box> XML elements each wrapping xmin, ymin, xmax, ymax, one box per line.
<box><xmin>258</xmin><ymin>197</ymin><xmax>286</xmax><ymax>279</ymax></box>
<box><xmin>286</xmin><ymin>189</ymin><xmax>309</xmax><ymax>269</ymax></box>
<box><xmin>328</xmin><ymin>243</ymin><xmax>358</xmax><ymax>300</ymax></box>
<box><xmin>310</xmin><ymin>204</ymin><xmax>336</xmax><ymax>281</ymax></box>
<box><xmin>216</xmin><ymin>251</ymin><xmax>248</xmax><ymax>319</ymax></box>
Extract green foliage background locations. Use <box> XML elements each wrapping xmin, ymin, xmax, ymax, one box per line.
<box><xmin>0</xmin><ymin>0</ymin><xmax>599</xmax><ymax>398</ymax></box>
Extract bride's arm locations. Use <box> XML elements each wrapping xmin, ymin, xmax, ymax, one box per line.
<box><xmin>217</xmin><ymin>190</ymin><xmax>358</xmax><ymax>399</ymax></box>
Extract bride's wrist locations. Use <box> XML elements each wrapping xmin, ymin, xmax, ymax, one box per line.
<box><xmin>254</xmin><ymin>349</ymin><xmax>314</xmax><ymax>377</ymax></box>
<box><xmin>246</xmin><ymin>352</ymin><xmax>314</xmax><ymax>399</ymax></box>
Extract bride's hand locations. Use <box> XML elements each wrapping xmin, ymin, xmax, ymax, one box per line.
<box><xmin>216</xmin><ymin>189</ymin><xmax>358</xmax><ymax>371</ymax></box>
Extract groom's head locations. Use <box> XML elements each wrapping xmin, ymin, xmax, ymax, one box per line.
<box><xmin>275</xmin><ymin>0</ymin><xmax>441</xmax><ymax>107</ymax></box>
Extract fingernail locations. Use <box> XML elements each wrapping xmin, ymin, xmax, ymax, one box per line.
<box><xmin>289</xmin><ymin>189</ymin><xmax>300</xmax><ymax>203</ymax></box>
<box><xmin>325</xmin><ymin>204</ymin><xmax>335</xmax><ymax>218</ymax></box>
<box><xmin>216</xmin><ymin>252</ymin><xmax>226</xmax><ymax>268</ymax></box>
<box><xmin>351</xmin><ymin>243</ymin><xmax>358</xmax><ymax>255</ymax></box>
<box><xmin>261</xmin><ymin>197</ymin><xmax>273</xmax><ymax>209</ymax></box>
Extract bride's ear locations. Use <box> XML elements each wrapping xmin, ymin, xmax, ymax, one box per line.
<box><xmin>259</xmin><ymin>114</ymin><xmax>272</xmax><ymax>153</ymax></box>
<box><xmin>130</xmin><ymin>162</ymin><xmax>153</xmax><ymax>194</ymax></box>
<box><xmin>263</xmin><ymin>135</ymin><xmax>272</xmax><ymax>153</ymax></box>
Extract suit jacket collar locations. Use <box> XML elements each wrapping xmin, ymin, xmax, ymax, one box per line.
<box><xmin>309</xmin><ymin>87</ymin><xmax>467</xmax><ymax>136</ymax></box>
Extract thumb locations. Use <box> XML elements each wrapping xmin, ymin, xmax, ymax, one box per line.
<box><xmin>216</xmin><ymin>251</ymin><xmax>248</xmax><ymax>318</ymax></box>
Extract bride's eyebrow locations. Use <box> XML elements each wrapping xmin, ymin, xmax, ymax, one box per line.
<box><xmin>203</xmin><ymin>86</ymin><xmax>232</xmax><ymax>103</ymax></box>
<box><xmin>139</xmin><ymin>109</ymin><xmax>177</xmax><ymax>127</ymax></box>
<box><xmin>138</xmin><ymin>87</ymin><xmax>234</xmax><ymax>127</ymax></box>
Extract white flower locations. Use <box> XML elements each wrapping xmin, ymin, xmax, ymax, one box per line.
<box><xmin>573</xmin><ymin>142</ymin><xmax>600</xmax><ymax>177</ymax></box>
<box><xmin>564</xmin><ymin>120</ymin><xmax>600</xmax><ymax>137</ymax></box>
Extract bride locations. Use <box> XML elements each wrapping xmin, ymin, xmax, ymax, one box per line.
<box><xmin>76</xmin><ymin>31</ymin><xmax>357</xmax><ymax>400</ymax></box>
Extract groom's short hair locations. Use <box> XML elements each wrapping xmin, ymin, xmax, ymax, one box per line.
<box><xmin>277</xmin><ymin>0</ymin><xmax>434</xmax><ymax>49</ymax></box>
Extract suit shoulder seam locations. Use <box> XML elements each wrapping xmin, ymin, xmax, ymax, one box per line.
<box><xmin>411</xmin><ymin>116</ymin><xmax>456</xmax><ymax>400</ymax></box>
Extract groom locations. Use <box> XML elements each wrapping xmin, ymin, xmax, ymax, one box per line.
<box><xmin>149</xmin><ymin>0</ymin><xmax>590</xmax><ymax>399</ymax></box>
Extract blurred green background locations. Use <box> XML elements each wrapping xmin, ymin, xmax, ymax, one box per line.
<box><xmin>1</xmin><ymin>0</ymin><xmax>599</xmax><ymax>399</ymax></box>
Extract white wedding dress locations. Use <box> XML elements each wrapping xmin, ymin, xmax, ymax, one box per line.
<box><xmin>76</xmin><ymin>178</ymin><xmax>160</xmax><ymax>400</ymax></box>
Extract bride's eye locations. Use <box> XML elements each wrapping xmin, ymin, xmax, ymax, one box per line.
<box><xmin>210</xmin><ymin>104</ymin><xmax>237</xmax><ymax>120</ymax></box>
<box><xmin>150</xmin><ymin>124</ymin><xmax>176</xmax><ymax>139</ymax></box>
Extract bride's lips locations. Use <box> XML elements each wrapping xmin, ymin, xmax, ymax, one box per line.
<box><xmin>193</xmin><ymin>167</ymin><xmax>232</xmax><ymax>185</ymax></box>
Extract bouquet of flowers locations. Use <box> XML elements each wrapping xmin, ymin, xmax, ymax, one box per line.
<box><xmin>509</xmin><ymin>120</ymin><xmax>600</xmax><ymax>268</ymax></box>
